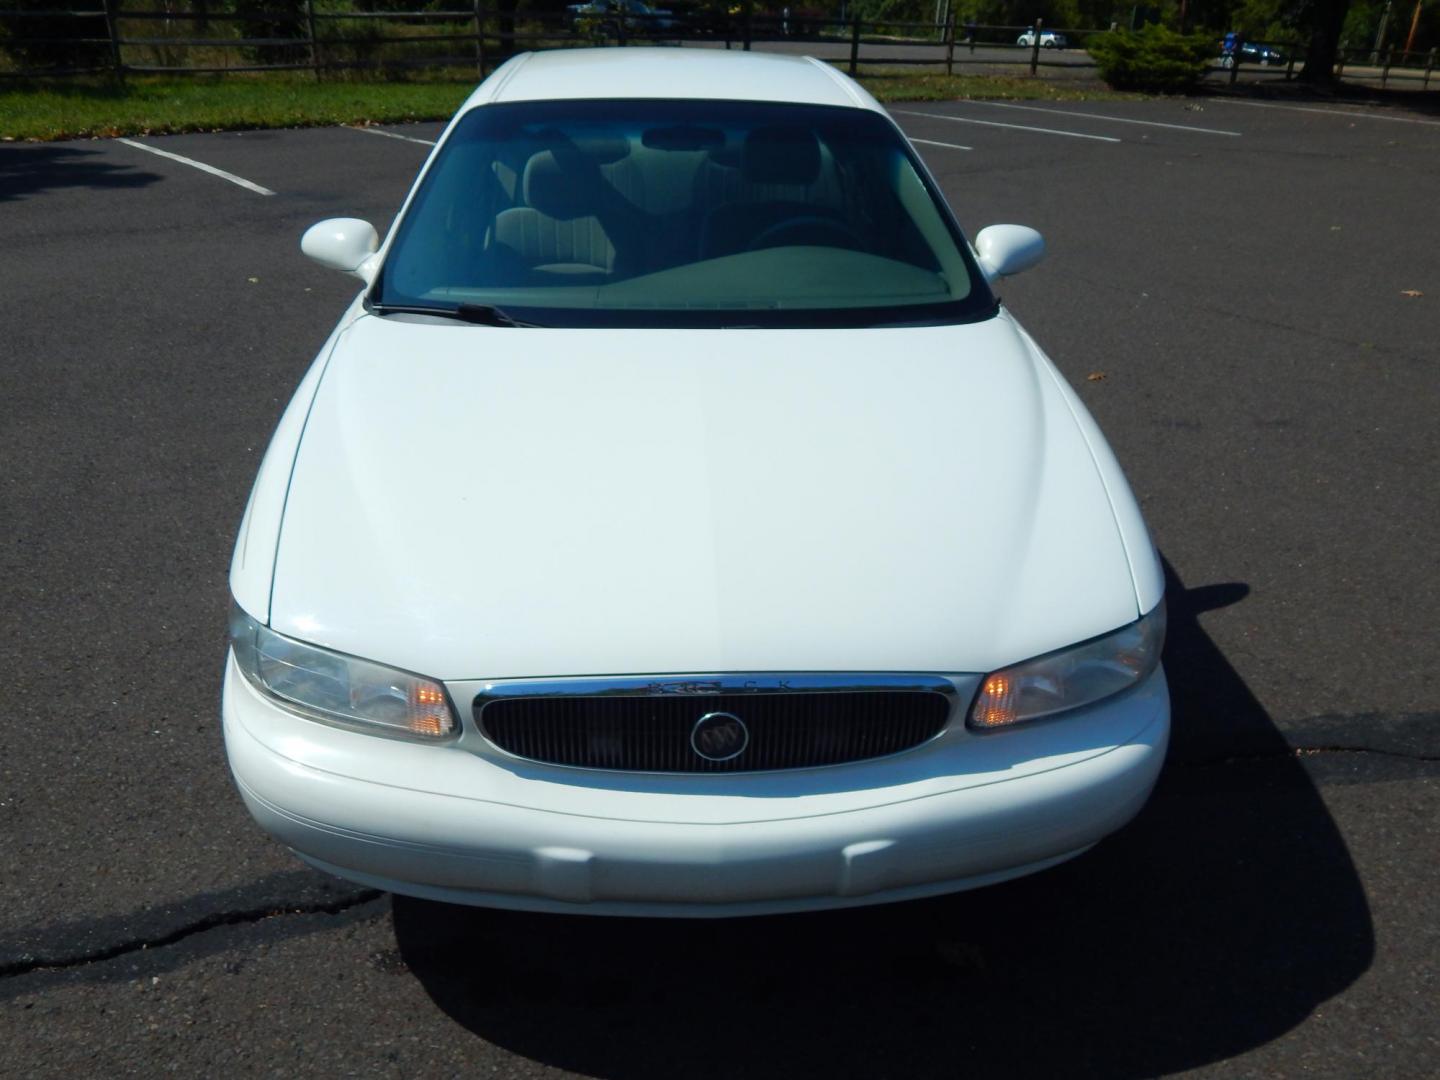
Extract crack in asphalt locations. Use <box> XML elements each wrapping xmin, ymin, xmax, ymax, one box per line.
<box><xmin>3</xmin><ymin>742</ymin><xmax>1433</xmax><ymax>981</ymax></box>
<box><xmin>1077</xmin><ymin>274</ymin><xmax>1427</xmax><ymax>364</ymax></box>
<box><xmin>1181</xmin><ymin>744</ymin><xmax>1440</xmax><ymax>767</ymax></box>
<box><xmin>0</xmin><ymin>890</ymin><xmax>382</xmax><ymax>981</ymax></box>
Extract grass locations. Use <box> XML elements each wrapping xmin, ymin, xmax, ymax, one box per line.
<box><xmin>855</xmin><ymin>67</ymin><xmax>1141</xmax><ymax>103</ymax></box>
<box><xmin>0</xmin><ymin>75</ymin><xmax>477</xmax><ymax>141</ymax></box>
<box><xmin>0</xmin><ymin>66</ymin><xmax>1137</xmax><ymax>142</ymax></box>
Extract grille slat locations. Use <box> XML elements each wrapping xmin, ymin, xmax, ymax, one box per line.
<box><xmin>478</xmin><ymin>690</ymin><xmax>950</xmax><ymax>773</ymax></box>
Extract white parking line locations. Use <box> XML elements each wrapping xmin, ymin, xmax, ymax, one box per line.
<box><xmin>350</xmin><ymin>125</ymin><xmax>437</xmax><ymax>146</ymax></box>
<box><xmin>1207</xmin><ymin>98</ymin><xmax>1440</xmax><ymax>127</ymax></box>
<box><xmin>116</xmin><ymin>137</ymin><xmax>275</xmax><ymax>196</ymax></box>
<box><xmin>892</xmin><ymin>109</ymin><xmax>1122</xmax><ymax>143</ymax></box>
<box><xmin>908</xmin><ymin>137</ymin><xmax>974</xmax><ymax>152</ymax></box>
<box><xmin>954</xmin><ymin>100</ymin><xmax>1242</xmax><ymax>136</ymax></box>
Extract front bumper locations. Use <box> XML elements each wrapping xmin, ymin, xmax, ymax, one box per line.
<box><xmin>222</xmin><ymin>654</ymin><xmax>1169</xmax><ymax>917</ymax></box>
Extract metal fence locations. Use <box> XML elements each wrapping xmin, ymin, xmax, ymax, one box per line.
<box><xmin>1</xmin><ymin>5</ymin><xmax>1436</xmax><ymax>91</ymax></box>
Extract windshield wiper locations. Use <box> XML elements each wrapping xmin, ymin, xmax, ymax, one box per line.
<box><xmin>368</xmin><ymin>302</ymin><xmax>540</xmax><ymax>327</ymax></box>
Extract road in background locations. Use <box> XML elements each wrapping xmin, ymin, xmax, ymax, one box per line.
<box><xmin>1</xmin><ymin>97</ymin><xmax>1437</xmax><ymax>1076</ymax></box>
<box><xmin>694</xmin><ymin>36</ymin><xmax>1438</xmax><ymax>89</ymax></box>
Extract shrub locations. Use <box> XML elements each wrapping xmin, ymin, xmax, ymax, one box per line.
<box><xmin>1086</xmin><ymin>24</ymin><xmax>1213</xmax><ymax>92</ymax></box>
<box><xmin>233</xmin><ymin>0</ymin><xmax>308</xmax><ymax>65</ymax></box>
<box><xmin>0</xmin><ymin>0</ymin><xmax>109</xmax><ymax>72</ymax></box>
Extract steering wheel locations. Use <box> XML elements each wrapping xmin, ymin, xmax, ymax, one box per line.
<box><xmin>746</xmin><ymin>215</ymin><xmax>865</xmax><ymax>253</ymax></box>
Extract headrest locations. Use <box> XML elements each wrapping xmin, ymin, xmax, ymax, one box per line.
<box><xmin>522</xmin><ymin>150</ymin><xmax>597</xmax><ymax>221</ymax></box>
<box><xmin>742</xmin><ymin>127</ymin><xmax>821</xmax><ymax>186</ymax></box>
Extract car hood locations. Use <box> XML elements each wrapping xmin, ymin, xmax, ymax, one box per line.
<box><xmin>268</xmin><ymin>311</ymin><xmax>1144</xmax><ymax>680</ymax></box>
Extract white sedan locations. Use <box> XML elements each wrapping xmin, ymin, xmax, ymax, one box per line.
<box><xmin>222</xmin><ymin>47</ymin><xmax>1168</xmax><ymax>916</ymax></box>
<box><xmin>1016</xmin><ymin>29</ymin><xmax>1069</xmax><ymax>48</ymax></box>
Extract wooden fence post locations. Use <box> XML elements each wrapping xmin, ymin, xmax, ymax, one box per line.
<box><xmin>944</xmin><ymin>11</ymin><xmax>954</xmax><ymax>76</ymax></box>
<box><xmin>304</xmin><ymin>0</ymin><xmax>321</xmax><ymax>80</ymax></box>
<box><xmin>849</xmin><ymin>15</ymin><xmax>859</xmax><ymax>75</ymax></box>
<box><xmin>742</xmin><ymin>0</ymin><xmax>752</xmax><ymax>51</ymax></box>
<box><xmin>1029</xmin><ymin>18</ymin><xmax>1041</xmax><ymax>75</ymax></box>
<box><xmin>101</xmin><ymin>0</ymin><xmax>124</xmax><ymax>80</ymax></box>
<box><xmin>473</xmin><ymin>0</ymin><xmax>486</xmax><ymax>77</ymax></box>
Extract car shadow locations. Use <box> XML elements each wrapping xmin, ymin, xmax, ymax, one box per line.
<box><xmin>391</xmin><ymin>560</ymin><xmax>1372</xmax><ymax>1077</ymax></box>
<box><xmin>0</xmin><ymin>144</ymin><xmax>162</xmax><ymax>203</ymax></box>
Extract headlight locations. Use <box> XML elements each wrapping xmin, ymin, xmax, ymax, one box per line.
<box><xmin>968</xmin><ymin>600</ymin><xmax>1165</xmax><ymax>730</ymax></box>
<box><xmin>229</xmin><ymin>605</ymin><xmax>457</xmax><ymax>739</ymax></box>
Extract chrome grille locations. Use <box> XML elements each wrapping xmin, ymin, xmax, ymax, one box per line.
<box><xmin>475</xmin><ymin>679</ymin><xmax>953</xmax><ymax>773</ymax></box>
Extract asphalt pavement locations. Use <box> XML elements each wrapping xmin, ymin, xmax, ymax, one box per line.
<box><xmin>1</xmin><ymin>91</ymin><xmax>1437</xmax><ymax>1077</ymax></box>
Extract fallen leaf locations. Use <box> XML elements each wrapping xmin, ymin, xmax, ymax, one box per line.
<box><xmin>1329</xmin><ymin>225</ymin><xmax>1342</xmax><ymax>231</ymax></box>
<box><xmin>1400</xmin><ymin>289</ymin><xmax>1422</xmax><ymax>298</ymax></box>
<box><xmin>247</xmin><ymin>276</ymin><xmax>260</xmax><ymax>284</ymax></box>
<box><xmin>1087</xmin><ymin>372</ymin><xmax>1107</xmax><ymax>381</ymax></box>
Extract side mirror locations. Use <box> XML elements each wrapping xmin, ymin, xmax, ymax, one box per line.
<box><xmin>974</xmin><ymin>224</ymin><xmax>1045</xmax><ymax>282</ymax></box>
<box><xmin>301</xmin><ymin>218</ymin><xmax>380</xmax><ymax>283</ymax></box>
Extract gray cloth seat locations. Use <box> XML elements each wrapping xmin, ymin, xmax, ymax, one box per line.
<box><xmin>492</xmin><ymin>149</ymin><xmax>648</xmax><ymax>276</ymax></box>
<box><xmin>493</xmin><ymin>151</ymin><xmax>615</xmax><ymax>275</ymax></box>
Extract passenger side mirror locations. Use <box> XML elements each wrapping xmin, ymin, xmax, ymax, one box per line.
<box><xmin>974</xmin><ymin>224</ymin><xmax>1045</xmax><ymax>281</ymax></box>
<box><xmin>301</xmin><ymin>218</ymin><xmax>380</xmax><ymax>283</ymax></box>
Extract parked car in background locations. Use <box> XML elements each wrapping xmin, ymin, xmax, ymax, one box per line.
<box><xmin>225</xmin><ymin>48</ymin><xmax>1170</xmax><ymax>917</ymax></box>
<box><xmin>1016</xmin><ymin>29</ymin><xmax>1068</xmax><ymax>48</ymax></box>
<box><xmin>1220</xmin><ymin>40</ymin><xmax>1286</xmax><ymax>66</ymax></box>
<box><xmin>568</xmin><ymin>0</ymin><xmax>674</xmax><ymax>34</ymax></box>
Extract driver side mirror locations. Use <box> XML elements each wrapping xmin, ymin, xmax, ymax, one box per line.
<box><xmin>974</xmin><ymin>224</ymin><xmax>1045</xmax><ymax>282</ymax></box>
<box><xmin>301</xmin><ymin>218</ymin><xmax>380</xmax><ymax>283</ymax></box>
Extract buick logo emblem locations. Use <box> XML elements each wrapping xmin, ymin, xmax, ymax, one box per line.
<box><xmin>691</xmin><ymin>711</ymin><xmax>749</xmax><ymax>762</ymax></box>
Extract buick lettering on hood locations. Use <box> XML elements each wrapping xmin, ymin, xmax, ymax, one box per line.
<box><xmin>222</xmin><ymin>47</ymin><xmax>1169</xmax><ymax>916</ymax></box>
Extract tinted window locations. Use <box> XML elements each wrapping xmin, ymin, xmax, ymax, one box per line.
<box><xmin>374</xmin><ymin>99</ymin><xmax>995</xmax><ymax>328</ymax></box>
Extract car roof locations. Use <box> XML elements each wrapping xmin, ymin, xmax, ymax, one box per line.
<box><xmin>461</xmin><ymin>47</ymin><xmax>883</xmax><ymax>114</ymax></box>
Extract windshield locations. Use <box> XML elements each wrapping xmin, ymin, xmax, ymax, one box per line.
<box><xmin>373</xmin><ymin>99</ymin><xmax>996</xmax><ymax>328</ymax></box>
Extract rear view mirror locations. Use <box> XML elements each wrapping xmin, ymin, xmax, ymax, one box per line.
<box><xmin>642</xmin><ymin>125</ymin><xmax>726</xmax><ymax>152</ymax></box>
<box><xmin>974</xmin><ymin>224</ymin><xmax>1045</xmax><ymax>281</ymax></box>
<box><xmin>301</xmin><ymin>218</ymin><xmax>380</xmax><ymax>282</ymax></box>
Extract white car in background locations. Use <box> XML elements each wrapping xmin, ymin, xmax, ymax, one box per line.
<box><xmin>222</xmin><ymin>47</ymin><xmax>1169</xmax><ymax>916</ymax></box>
<box><xmin>1016</xmin><ymin>29</ymin><xmax>1069</xmax><ymax>48</ymax></box>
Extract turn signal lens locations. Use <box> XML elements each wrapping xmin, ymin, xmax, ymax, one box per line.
<box><xmin>970</xmin><ymin>673</ymin><xmax>1019</xmax><ymax>729</ymax></box>
<box><xmin>229</xmin><ymin>604</ymin><xmax>458</xmax><ymax>740</ymax></box>
<box><xmin>407</xmin><ymin>683</ymin><xmax>452</xmax><ymax>737</ymax></box>
<box><xmin>967</xmin><ymin>599</ymin><xmax>1165</xmax><ymax>731</ymax></box>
